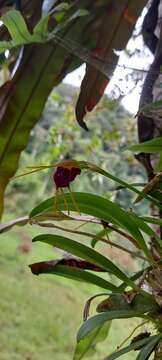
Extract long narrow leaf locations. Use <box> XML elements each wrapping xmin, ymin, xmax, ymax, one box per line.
<box><xmin>81</xmin><ymin>162</ymin><xmax>159</xmax><ymax>205</ymax></box>
<box><xmin>1</xmin><ymin>10</ymin><xmax>32</xmax><ymax>44</ymax></box>
<box><xmin>32</xmin><ymin>234</ymin><xmax>138</xmax><ymax>290</ymax></box>
<box><xmin>130</xmin><ymin>213</ymin><xmax>162</xmax><ymax>249</ymax></box>
<box><xmin>141</xmin><ymin>216</ymin><xmax>162</xmax><ymax>226</ymax></box>
<box><xmin>30</xmin><ymin>192</ymin><xmax>150</xmax><ymax>258</ymax></box>
<box><xmin>136</xmin><ymin>334</ymin><xmax>162</xmax><ymax>360</ymax></box>
<box><xmin>129</xmin><ymin>137</ymin><xmax>162</xmax><ymax>153</ymax></box>
<box><xmin>105</xmin><ymin>336</ymin><xmax>156</xmax><ymax>360</ymax></box>
<box><xmin>77</xmin><ymin>310</ymin><xmax>148</xmax><ymax>342</ymax></box>
<box><xmin>74</xmin><ymin>321</ymin><xmax>111</xmax><ymax>360</ymax></box>
<box><xmin>29</xmin><ymin>263</ymin><xmax>119</xmax><ymax>292</ymax></box>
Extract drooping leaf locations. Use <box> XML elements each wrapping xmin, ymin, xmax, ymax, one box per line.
<box><xmin>1</xmin><ymin>10</ymin><xmax>32</xmax><ymax>44</ymax></box>
<box><xmin>73</xmin><ymin>320</ymin><xmax>112</xmax><ymax>360</ymax></box>
<box><xmin>30</xmin><ymin>192</ymin><xmax>150</xmax><ymax>258</ymax></box>
<box><xmin>75</xmin><ymin>0</ymin><xmax>147</xmax><ymax>129</ymax></box>
<box><xmin>30</xmin><ymin>257</ymin><xmax>108</xmax><ymax>273</ymax></box>
<box><xmin>77</xmin><ymin>310</ymin><xmax>148</xmax><ymax>342</ymax></box>
<box><xmin>32</xmin><ymin>234</ymin><xmax>139</xmax><ymax>290</ymax></box>
<box><xmin>29</xmin><ymin>263</ymin><xmax>117</xmax><ymax>292</ymax></box>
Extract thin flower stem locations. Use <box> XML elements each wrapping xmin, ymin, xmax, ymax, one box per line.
<box><xmin>116</xmin><ymin>320</ymin><xmax>149</xmax><ymax>350</ymax></box>
<box><xmin>83</xmin><ymin>293</ymin><xmax>110</xmax><ymax>321</ymax></box>
<box><xmin>35</xmin><ymin>222</ymin><xmax>148</xmax><ymax>261</ymax></box>
<box><xmin>68</xmin><ymin>187</ymin><xmax>81</xmax><ymax>214</ymax></box>
<box><xmin>60</xmin><ymin>188</ymin><xmax>70</xmax><ymax>215</ymax></box>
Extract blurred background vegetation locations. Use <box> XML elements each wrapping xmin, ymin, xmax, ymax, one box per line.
<box><xmin>4</xmin><ymin>83</ymin><xmax>148</xmax><ymax>217</ymax></box>
<box><xmin>0</xmin><ymin>84</ymin><xmax>150</xmax><ymax>360</ymax></box>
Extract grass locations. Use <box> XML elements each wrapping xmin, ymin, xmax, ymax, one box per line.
<box><xmin>0</xmin><ymin>224</ymin><xmax>144</xmax><ymax>360</ymax></box>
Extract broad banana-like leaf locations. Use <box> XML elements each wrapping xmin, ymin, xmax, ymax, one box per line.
<box><xmin>0</xmin><ymin>1</ymin><xmax>92</xmax><ymax>216</ymax></box>
<box><xmin>0</xmin><ymin>0</ymin><xmax>147</xmax><ymax>215</ymax></box>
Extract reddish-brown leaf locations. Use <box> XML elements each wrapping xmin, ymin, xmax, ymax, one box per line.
<box><xmin>75</xmin><ymin>0</ymin><xmax>147</xmax><ymax>129</ymax></box>
<box><xmin>30</xmin><ymin>257</ymin><xmax>107</xmax><ymax>275</ymax></box>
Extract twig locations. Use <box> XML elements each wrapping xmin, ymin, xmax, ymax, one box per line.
<box><xmin>35</xmin><ymin>221</ymin><xmax>148</xmax><ymax>261</ymax></box>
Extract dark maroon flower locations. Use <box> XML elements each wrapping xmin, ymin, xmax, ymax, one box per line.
<box><xmin>69</xmin><ymin>167</ymin><xmax>81</xmax><ymax>181</ymax></box>
<box><xmin>53</xmin><ymin>165</ymin><xmax>81</xmax><ymax>189</ymax></box>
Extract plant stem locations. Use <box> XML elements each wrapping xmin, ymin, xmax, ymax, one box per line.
<box><xmin>35</xmin><ymin>221</ymin><xmax>148</xmax><ymax>261</ymax></box>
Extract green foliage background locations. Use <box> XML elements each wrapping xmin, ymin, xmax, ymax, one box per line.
<box><xmin>1</xmin><ymin>83</ymin><xmax>146</xmax><ymax>359</ymax></box>
<box><xmin>5</xmin><ymin>83</ymin><xmax>147</xmax><ymax>218</ymax></box>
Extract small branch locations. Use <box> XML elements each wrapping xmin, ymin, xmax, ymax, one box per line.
<box><xmin>105</xmin><ymin>223</ymin><xmax>139</xmax><ymax>248</ymax></box>
<box><xmin>35</xmin><ymin>221</ymin><xmax>148</xmax><ymax>262</ymax></box>
<box><xmin>115</xmin><ymin>321</ymin><xmax>149</xmax><ymax>352</ymax></box>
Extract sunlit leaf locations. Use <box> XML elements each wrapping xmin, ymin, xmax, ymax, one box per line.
<box><xmin>30</xmin><ymin>263</ymin><xmax>118</xmax><ymax>292</ymax></box>
<box><xmin>32</xmin><ymin>234</ymin><xmax>138</xmax><ymax>289</ymax></box>
<box><xmin>30</xmin><ymin>192</ymin><xmax>150</xmax><ymax>258</ymax></box>
<box><xmin>1</xmin><ymin>10</ymin><xmax>32</xmax><ymax>44</ymax></box>
<box><xmin>73</xmin><ymin>321</ymin><xmax>111</xmax><ymax>360</ymax></box>
<box><xmin>77</xmin><ymin>310</ymin><xmax>148</xmax><ymax>342</ymax></box>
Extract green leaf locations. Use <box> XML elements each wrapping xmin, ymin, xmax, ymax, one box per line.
<box><xmin>0</xmin><ymin>41</ymin><xmax>12</xmax><ymax>53</ymax></box>
<box><xmin>0</xmin><ymin>7</ymin><xmax>88</xmax><ymax>52</ymax></box>
<box><xmin>91</xmin><ymin>228</ymin><xmax>111</xmax><ymax>248</ymax></box>
<box><xmin>85</xmin><ymin>162</ymin><xmax>161</xmax><ymax>207</ymax></box>
<box><xmin>1</xmin><ymin>10</ymin><xmax>32</xmax><ymax>44</ymax></box>
<box><xmin>77</xmin><ymin>310</ymin><xmax>148</xmax><ymax>342</ymax></box>
<box><xmin>83</xmin><ymin>162</ymin><xmax>143</xmax><ymax>197</ymax></box>
<box><xmin>105</xmin><ymin>336</ymin><xmax>156</xmax><ymax>360</ymax></box>
<box><xmin>96</xmin><ymin>292</ymin><xmax>158</xmax><ymax>314</ymax></box>
<box><xmin>68</xmin><ymin>9</ymin><xmax>89</xmax><ymax>22</ymax></box>
<box><xmin>136</xmin><ymin>334</ymin><xmax>162</xmax><ymax>360</ymax></box>
<box><xmin>33</xmin><ymin>4</ymin><xmax>70</xmax><ymax>42</ymax></box>
<box><xmin>32</xmin><ymin>234</ymin><xmax>138</xmax><ymax>289</ymax></box>
<box><xmin>129</xmin><ymin>137</ymin><xmax>162</xmax><ymax>153</ymax></box>
<box><xmin>0</xmin><ymin>43</ymin><xmax>71</xmax><ymax>216</ymax></box>
<box><xmin>130</xmin><ymin>213</ymin><xmax>162</xmax><ymax>249</ymax></box>
<box><xmin>33</xmin><ymin>14</ymin><xmax>50</xmax><ymax>42</ymax></box>
<box><xmin>119</xmin><ymin>269</ymin><xmax>149</xmax><ymax>292</ymax></box>
<box><xmin>30</xmin><ymin>192</ymin><xmax>150</xmax><ymax>258</ymax></box>
<box><xmin>0</xmin><ymin>14</ymin><xmax>89</xmax><ymax>216</ymax></box>
<box><xmin>141</xmin><ymin>216</ymin><xmax>162</xmax><ymax>226</ymax></box>
<box><xmin>74</xmin><ymin>321</ymin><xmax>111</xmax><ymax>360</ymax></box>
<box><xmin>155</xmin><ymin>151</ymin><xmax>162</xmax><ymax>172</ymax></box>
<box><xmin>30</xmin><ymin>264</ymin><xmax>119</xmax><ymax>292</ymax></box>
